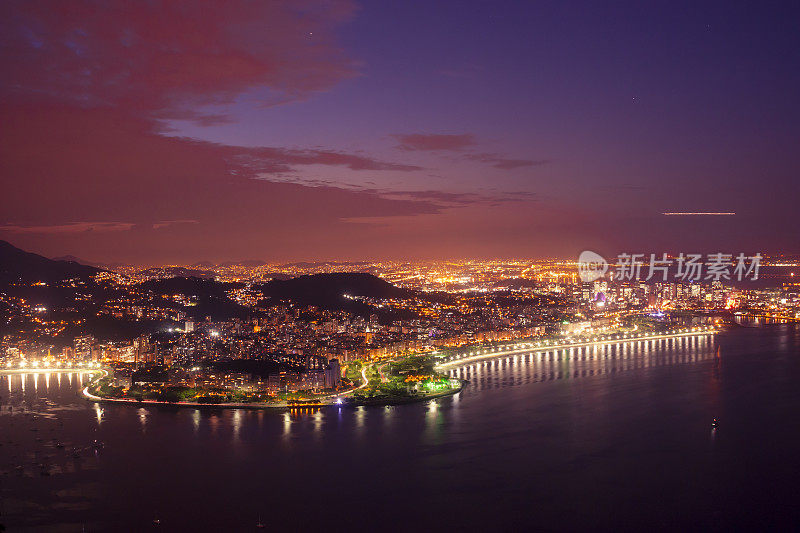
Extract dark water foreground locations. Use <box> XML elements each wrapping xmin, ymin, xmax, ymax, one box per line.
<box><xmin>1</xmin><ymin>323</ymin><xmax>799</xmax><ymax>532</ymax></box>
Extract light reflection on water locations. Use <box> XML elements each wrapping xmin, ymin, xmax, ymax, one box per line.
<box><xmin>2</xmin><ymin>325</ymin><xmax>800</xmax><ymax>531</ymax></box>
<box><xmin>192</xmin><ymin>408</ymin><xmax>201</xmax><ymax>433</ymax></box>
<box><xmin>0</xmin><ymin>336</ymin><xmax>716</xmax><ymax>449</ymax></box>
<box><xmin>447</xmin><ymin>334</ymin><xmax>715</xmax><ymax>391</ymax></box>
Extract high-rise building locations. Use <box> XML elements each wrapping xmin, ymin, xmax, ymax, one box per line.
<box><xmin>306</xmin><ymin>354</ymin><xmax>326</xmax><ymax>370</ymax></box>
<box><xmin>325</xmin><ymin>359</ymin><xmax>342</xmax><ymax>389</ymax></box>
<box><xmin>62</xmin><ymin>346</ymin><xmax>74</xmax><ymax>360</ymax></box>
<box><xmin>690</xmin><ymin>284</ymin><xmax>701</xmax><ymax>298</ymax></box>
<box><xmin>73</xmin><ymin>335</ymin><xmax>95</xmax><ymax>360</ymax></box>
<box><xmin>712</xmin><ymin>280</ymin><xmax>725</xmax><ymax>303</ymax></box>
<box><xmin>134</xmin><ymin>335</ymin><xmax>151</xmax><ymax>367</ymax></box>
<box><xmin>580</xmin><ymin>282</ymin><xmax>592</xmax><ymax>302</ymax></box>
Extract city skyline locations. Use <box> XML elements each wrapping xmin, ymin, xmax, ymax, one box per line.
<box><xmin>3</xmin><ymin>3</ymin><xmax>800</xmax><ymax>531</ymax></box>
<box><xmin>2</xmin><ymin>0</ymin><xmax>799</xmax><ymax>264</ymax></box>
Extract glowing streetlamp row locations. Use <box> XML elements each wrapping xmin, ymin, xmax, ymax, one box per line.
<box><xmin>4</xmin><ymin>360</ymin><xmax>103</xmax><ymax>370</ymax></box>
<box><xmin>443</xmin><ymin>326</ymin><xmax>716</xmax><ymax>364</ymax></box>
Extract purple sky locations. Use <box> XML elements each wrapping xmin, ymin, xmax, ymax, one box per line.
<box><xmin>1</xmin><ymin>0</ymin><xmax>798</xmax><ymax>264</ymax></box>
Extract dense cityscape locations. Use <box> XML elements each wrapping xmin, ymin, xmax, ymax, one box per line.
<box><xmin>3</xmin><ymin>0</ymin><xmax>800</xmax><ymax>530</ymax></box>
<box><xmin>2</xmin><ymin>242</ymin><xmax>798</xmax><ymax>408</ymax></box>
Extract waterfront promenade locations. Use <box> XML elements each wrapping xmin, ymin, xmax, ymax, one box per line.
<box><xmin>436</xmin><ymin>327</ymin><xmax>717</xmax><ymax>370</ymax></box>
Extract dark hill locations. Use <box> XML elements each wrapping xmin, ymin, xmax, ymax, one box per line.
<box><xmin>0</xmin><ymin>240</ymin><xmax>101</xmax><ymax>284</ymax></box>
<box><xmin>139</xmin><ymin>277</ymin><xmax>249</xmax><ymax>321</ymax></box>
<box><xmin>264</xmin><ymin>273</ymin><xmax>294</xmax><ymax>281</ymax></box>
<box><xmin>263</xmin><ymin>272</ymin><xmax>408</xmax><ymax>299</ymax></box>
<box><xmin>51</xmin><ymin>254</ymin><xmax>99</xmax><ymax>267</ymax></box>
<box><xmin>258</xmin><ymin>273</ymin><xmax>411</xmax><ymax>313</ymax></box>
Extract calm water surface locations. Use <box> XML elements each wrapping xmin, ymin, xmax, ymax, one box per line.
<box><xmin>2</xmin><ymin>323</ymin><xmax>800</xmax><ymax>532</ymax></box>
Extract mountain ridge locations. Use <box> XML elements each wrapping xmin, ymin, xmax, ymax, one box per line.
<box><xmin>0</xmin><ymin>240</ymin><xmax>102</xmax><ymax>284</ymax></box>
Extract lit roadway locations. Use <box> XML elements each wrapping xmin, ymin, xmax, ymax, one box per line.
<box><xmin>377</xmin><ymin>358</ymin><xmax>400</xmax><ymax>383</ymax></box>
<box><xmin>332</xmin><ymin>362</ymin><xmax>373</xmax><ymax>400</ymax></box>
<box><xmin>435</xmin><ymin>327</ymin><xmax>717</xmax><ymax>370</ymax></box>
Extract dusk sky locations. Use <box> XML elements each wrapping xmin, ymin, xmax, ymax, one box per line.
<box><xmin>1</xmin><ymin>0</ymin><xmax>798</xmax><ymax>264</ymax></box>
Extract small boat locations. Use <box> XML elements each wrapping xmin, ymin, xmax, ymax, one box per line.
<box><xmin>712</xmin><ymin>418</ymin><xmax>718</xmax><ymax>428</ymax></box>
<box><xmin>256</xmin><ymin>514</ymin><xmax>265</xmax><ymax>528</ymax></box>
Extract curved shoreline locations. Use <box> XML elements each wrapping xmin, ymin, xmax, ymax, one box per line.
<box><xmin>82</xmin><ymin>385</ymin><xmax>463</xmax><ymax>410</ymax></box>
<box><xmin>81</xmin><ymin>367</ymin><xmax>463</xmax><ymax>410</ymax></box>
<box><xmin>347</xmin><ymin>384</ymin><xmax>463</xmax><ymax>407</ymax></box>
<box><xmin>435</xmin><ymin>328</ymin><xmax>717</xmax><ymax>370</ymax></box>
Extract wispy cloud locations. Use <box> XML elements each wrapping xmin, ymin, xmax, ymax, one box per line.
<box><xmin>152</xmin><ymin>219</ymin><xmax>200</xmax><ymax>230</ymax></box>
<box><xmin>379</xmin><ymin>189</ymin><xmax>536</xmax><ymax>207</ymax></box>
<box><xmin>246</xmin><ymin>176</ymin><xmax>537</xmax><ymax>209</ymax></box>
<box><xmin>464</xmin><ymin>153</ymin><xmax>550</xmax><ymax>170</ymax></box>
<box><xmin>239</xmin><ymin>149</ymin><xmax>422</xmax><ymax>173</ymax></box>
<box><xmin>0</xmin><ymin>222</ymin><xmax>135</xmax><ymax>234</ymax></box>
<box><xmin>392</xmin><ymin>132</ymin><xmax>548</xmax><ymax>171</ymax></box>
<box><xmin>0</xmin><ymin>0</ymin><xmax>359</xmax><ymax>125</ymax></box>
